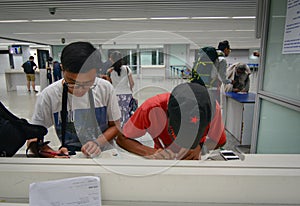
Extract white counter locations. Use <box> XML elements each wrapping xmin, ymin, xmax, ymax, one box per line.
<box><xmin>0</xmin><ymin>151</ymin><xmax>300</xmax><ymax>205</ymax></box>
<box><xmin>140</xmin><ymin>65</ymin><xmax>165</xmax><ymax>78</ymax></box>
<box><xmin>4</xmin><ymin>70</ymin><xmax>43</xmax><ymax>92</ymax></box>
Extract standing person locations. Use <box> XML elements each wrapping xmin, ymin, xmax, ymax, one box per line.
<box><xmin>212</xmin><ymin>40</ymin><xmax>231</xmax><ymax>86</ymax></box>
<box><xmin>107</xmin><ymin>51</ymin><xmax>134</xmax><ymax>127</ymax></box>
<box><xmin>98</xmin><ymin>51</ymin><xmax>113</xmax><ymax>81</ymax></box>
<box><xmin>212</xmin><ymin>40</ymin><xmax>231</xmax><ymax>116</ymax></box>
<box><xmin>27</xmin><ymin>42</ymin><xmax>121</xmax><ymax>158</ymax></box>
<box><xmin>22</xmin><ymin>56</ymin><xmax>38</xmax><ymax>93</ymax></box>
<box><xmin>46</xmin><ymin>57</ymin><xmax>53</xmax><ymax>85</ymax></box>
<box><xmin>116</xmin><ymin>82</ymin><xmax>226</xmax><ymax>160</ymax></box>
<box><xmin>52</xmin><ymin>60</ymin><xmax>62</xmax><ymax>81</ymax></box>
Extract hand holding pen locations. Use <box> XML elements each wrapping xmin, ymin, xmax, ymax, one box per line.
<box><xmin>146</xmin><ymin>138</ymin><xmax>177</xmax><ymax>160</ymax></box>
<box><xmin>39</xmin><ymin>147</ymin><xmax>70</xmax><ymax>158</ymax></box>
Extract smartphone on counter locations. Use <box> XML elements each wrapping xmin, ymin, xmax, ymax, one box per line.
<box><xmin>220</xmin><ymin>150</ymin><xmax>240</xmax><ymax>160</ymax></box>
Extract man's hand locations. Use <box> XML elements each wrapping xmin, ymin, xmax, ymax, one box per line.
<box><xmin>176</xmin><ymin>145</ymin><xmax>201</xmax><ymax>160</ymax></box>
<box><xmin>145</xmin><ymin>148</ymin><xmax>176</xmax><ymax>160</ymax></box>
<box><xmin>39</xmin><ymin>147</ymin><xmax>70</xmax><ymax>158</ymax></box>
<box><xmin>81</xmin><ymin>141</ymin><xmax>101</xmax><ymax>157</ymax></box>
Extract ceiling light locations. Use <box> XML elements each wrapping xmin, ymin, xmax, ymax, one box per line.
<box><xmin>0</xmin><ymin>20</ymin><xmax>30</xmax><ymax>23</ymax></box>
<box><xmin>150</xmin><ymin>17</ymin><xmax>190</xmax><ymax>20</ymax></box>
<box><xmin>191</xmin><ymin>17</ymin><xmax>230</xmax><ymax>19</ymax></box>
<box><xmin>70</xmin><ymin>18</ymin><xmax>107</xmax><ymax>21</ymax></box>
<box><xmin>109</xmin><ymin>18</ymin><xmax>148</xmax><ymax>21</ymax></box>
<box><xmin>232</xmin><ymin>16</ymin><xmax>256</xmax><ymax>19</ymax></box>
<box><xmin>31</xmin><ymin>19</ymin><xmax>68</xmax><ymax>22</ymax></box>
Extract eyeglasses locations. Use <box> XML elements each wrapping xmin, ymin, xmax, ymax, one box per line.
<box><xmin>64</xmin><ymin>81</ymin><xmax>96</xmax><ymax>90</ymax></box>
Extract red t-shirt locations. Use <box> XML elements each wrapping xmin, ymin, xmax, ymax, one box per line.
<box><xmin>123</xmin><ymin>93</ymin><xmax>226</xmax><ymax>149</ymax></box>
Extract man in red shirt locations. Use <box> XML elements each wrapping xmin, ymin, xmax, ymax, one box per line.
<box><xmin>116</xmin><ymin>82</ymin><xmax>226</xmax><ymax>160</ymax></box>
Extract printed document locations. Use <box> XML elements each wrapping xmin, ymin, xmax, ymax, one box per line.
<box><xmin>29</xmin><ymin>176</ymin><xmax>101</xmax><ymax>206</ymax></box>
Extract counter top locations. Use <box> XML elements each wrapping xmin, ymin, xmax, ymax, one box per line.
<box><xmin>225</xmin><ymin>92</ymin><xmax>256</xmax><ymax>103</ymax></box>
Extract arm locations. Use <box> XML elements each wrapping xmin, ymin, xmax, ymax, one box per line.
<box><xmin>242</xmin><ymin>75</ymin><xmax>250</xmax><ymax>92</ymax></box>
<box><xmin>128</xmin><ymin>73</ymin><xmax>134</xmax><ymax>92</ymax></box>
<box><xmin>126</xmin><ymin>67</ymin><xmax>134</xmax><ymax>91</ymax></box>
<box><xmin>116</xmin><ymin>134</ymin><xmax>157</xmax><ymax>157</ymax></box>
<box><xmin>81</xmin><ymin>120</ymin><xmax>120</xmax><ymax>156</ymax></box>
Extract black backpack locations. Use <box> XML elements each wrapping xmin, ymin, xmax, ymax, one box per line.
<box><xmin>23</xmin><ymin>61</ymin><xmax>32</xmax><ymax>73</ymax></box>
<box><xmin>0</xmin><ymin>102</ymin><xmax>48</xmax><ymax>157</ymax></box>
<box><xmin>190</xmin><ymin>46</ymin><xmax>218</xmax><ymax>87</ymax></box>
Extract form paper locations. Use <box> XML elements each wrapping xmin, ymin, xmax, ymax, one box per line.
<box><xmin>29</xmin><ymin>176</ymin><xmax>101</xmax><ymax>206</ymax></box>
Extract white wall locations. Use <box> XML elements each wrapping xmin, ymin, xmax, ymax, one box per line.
<box><xmin>13</xmin><ymin>55</ymin><xmax>23</xmax><ymax>71</ymax></box>
<box><xmin>226</xmin><ymin>49</ymin><xmax>249</xmax><ymax>65</ymax></box>
<box><xmin>0</xmin><ymin>54</ymin><xmax>10</xmax><ymax>74</ymax></box>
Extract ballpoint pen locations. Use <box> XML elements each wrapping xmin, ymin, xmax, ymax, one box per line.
<box><xmin>158</xmin><ymin>138</ymin><xmax>177</xmax><ymax>160</ymax></box>
<box><xmin>39</xmin><ymin>151</ymin><xmax>70</xmax><ymax>157</ymax></box>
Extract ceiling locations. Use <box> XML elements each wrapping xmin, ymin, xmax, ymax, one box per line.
<box><xmin>0</xmin><ymin>0</ymin><xmax>260</xmax><ymax>49</ymax></box>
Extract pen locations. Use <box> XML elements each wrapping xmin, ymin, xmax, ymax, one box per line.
<box><xmin>157</xmin><ymin>138</ymin><xmax>177</xmax><ymax>160</ymax></box>
<box><xmin>158</xmin><ymin>137</ymin><xmax>165</xmax><ymax>149</ymax></box>
<box><xmin>40</xmin><ymin>151</ymin><xmax>70</xmax><ymax>157</ymax></box>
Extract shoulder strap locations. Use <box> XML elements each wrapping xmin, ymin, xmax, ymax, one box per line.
<box><xmin>88</xmin><ymin>89</ymin><xmax>98</xmax><ymax>129</ymax></box>
<box><xmin>60</xmin><ymin>85</ymin><xmax>98</xmax><ymax>149</ymax></box>
<box><xmin>60</xmin><ymin>82</ymin><xmax>68</xmax><ymax>148</ymax></box>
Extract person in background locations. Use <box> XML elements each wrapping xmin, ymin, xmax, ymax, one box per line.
<box><xmin>98</xmin><ymin>51</ymin><xmax>114</xmax><ymax>81</ymax></box>
<box><xmin>52</xmin><ymin>60</ymin><xmax>62</xmax><ymax>81</ymax></box>
<box><xmin>22</xmin><ymin>56</ymin><xmax>38</xmax><ymax>93</ymax></box>
<box><xmin>46</xmin><ymin>57</ymin><xmax>53</xmax><ymax>85</ymax></box>
<box><xmin>213</xmin><ymin>40</ymin><xmax>231</xmax><ymax>86</ymax></box>
<box><xmin>27</xmin><ymin>42</ymin><xmax>121</xmax><ymax>158</ymax></box>
<box><xmin>107</xmin><ymin>51</ymin><xmax>134</xmax><ymax>127</ymax></box>
<box><xmin>116</xmin><ymin>82</ymin><xmax>226</xmax><ymax>160</ymax></box>
<box><xmin>225</xmin><ymin>63</ymin><xmax>251</xmax><ymax>93</ymax></box>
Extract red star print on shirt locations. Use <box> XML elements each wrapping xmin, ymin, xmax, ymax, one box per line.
<box><xmin>190</xmin><ymin>116</ymin><xmax>199</xmax><ymax>124</ymax></box>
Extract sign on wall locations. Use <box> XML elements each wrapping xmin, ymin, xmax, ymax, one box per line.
<box><xmin>282</xmin><ymin>0</ymin><xmax>300</xmax><ymax>54</ymax></box>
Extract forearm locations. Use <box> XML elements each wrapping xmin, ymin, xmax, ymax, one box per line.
<box><xmin>116</xmin><ymin>134</ymin><xmax>156</xmax><ymax>157</ymax></box>
<box><xmin>95</xmin><ymin>123</ymin><xmax>119</xmax><ymax>146</ymax></box>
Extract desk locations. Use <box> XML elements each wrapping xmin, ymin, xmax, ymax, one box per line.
<box><xmin>140</xmin><ymin>65</ymin><xmax>165</xmax><ymax>78</ymax></box>
<box><xmin>0</xmin><ymin>154</ymin><xmax>300</xmax><ymax>205</ymax></box>
<box><xmin>4</xmin><ymin>70</ymin><xmax>41</xmax><ymax>92</ymax></box>
<box><xmin>225</xmin><ymin>92</ymin><xmax>256</xmax><ymax>145</ymax></box>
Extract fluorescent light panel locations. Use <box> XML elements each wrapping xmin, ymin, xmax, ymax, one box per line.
<box><xmin>0</xmin><ymin>16</ymin><xmax>256</xmax><ymax>24</ymax></box>
<box><xmin>150</xmin><ymin>17</ymin><xmax>190</xmax><ymax>20</ymax></box>
<box><xmin>31</xmin><ymin>19</ymin><xmax>68</xmax><ymax>22</ymax></box>
<box><xmin>109</xmin><ymin>17</ymin><xmax>148</xmax><ymax>21</ymax></box>
<box><xmin>0</xmin><ymin>20</ymin><xmax>30</xmax><ymax>23</ymax></box>
<box><xmin>70</xmin><ymin>18</ymin><xmax>107</xmax><ymax>21</ymax></box>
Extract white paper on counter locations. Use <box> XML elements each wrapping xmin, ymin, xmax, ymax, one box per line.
<box><xmin>29</xmin><ymin>176</ymin><xmax>101</xmax><ymax>206</ymax></box>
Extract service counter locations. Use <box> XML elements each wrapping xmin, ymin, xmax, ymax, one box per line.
<box><xmin>140</xmin><ymin>65</ymin><xmax>165</xmax><ymax>79</ymax></box>
<box><xmin>225</xmin><ymin>92</ymin><xmax>256</xmax><ymax>145</ymax></box>
<box><xmin>0</xmin><ymin>149</ymin><xmax>300</xmax><ymax>205</ymax></box>
<box><xmin>4</xmin><ymin>69</ymin><xmax>48</xmax><ymax>92</ymax></box>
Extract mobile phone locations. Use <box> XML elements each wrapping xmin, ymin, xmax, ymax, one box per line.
<box><xmin>220</xmin><ymin>150</ymin><xmax>240</xmax><ymax>160</ymax></box>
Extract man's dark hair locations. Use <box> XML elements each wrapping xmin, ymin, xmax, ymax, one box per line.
<box><xmin>61</xmin><ymin>41</ymin><xmax>102</xmax><ymax>73</ymax></box>
<box><xmin>168</xmin><ymin>83</ymin><xmax>212</xmax><ymax>149</ymax></box>
<box><xmin>29</xmin><ymin>56</ymin><xmax>34</xmax><ymax>60</ymax></box>
<box><xmin>218</xmin><ymin>40</ymin><xmax>230</xmax><ymax>52</ymax></box>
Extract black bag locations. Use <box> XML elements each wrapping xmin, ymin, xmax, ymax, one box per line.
<box><xmin>23</xmin><ymin>61</ymin><xmax>32</xmax><ymax>74</ymax></box>
<box><xmin>129</xmin><ymin>97</ymin><xmax>138</xmax><ymax>116</ymax></box>
<box><xmin>0</xmin><ymin>101</ymin><xmax>48</xmax><ymax>157</ymax></box>
<box><xmin>190</xmin><ymin>46</ymin><xmax>218</xmax><ymax>87</ymax></box>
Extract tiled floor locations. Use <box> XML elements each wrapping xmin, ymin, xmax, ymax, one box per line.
<box><xmin>0</xmin><ymin>73</ymin><xmax>240</xmax><ymax>154</ymax></box>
